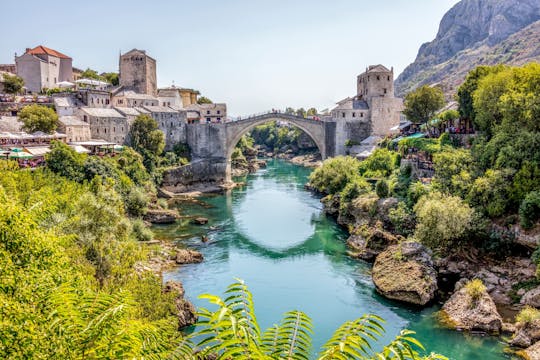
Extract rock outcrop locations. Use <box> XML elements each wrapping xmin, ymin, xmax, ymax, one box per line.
<box><xmin>521</xmin><ymin>287</ymin><xmax>540</xmax><ymax>308</ymax></box>
<box><xmin>518</xmin><ymin>341</ymin><xmax>540</xmax><ymax>360</ymax></box>
<box><xmin>347</xmin><ymin>225</ymin><xmax>400</xmax><ymax>262</ymax></box>
<box><xmin>440</xmin><ymin>283</ymin><xmax>502</xmax><ymax>334</ymax></box>
<box><xmin>163</xmin><ymin>280</ymin><xmax>198</xmax><ymax>329</ymax></box>
<box><xmin>511</xmin><ymin>319</ymin><xmax>540</xmax><ymax>348</ymax></box>
<box><xmin>372</xmin><ymin>242</ymin><xmax>438</xmax><ymax>306</ymax></box>
<box><xmin>396</xmin><ymin>0</ymin><xmax>540</xmax><ymax>97</ymax></box>
<box><xmin>144</xmin><ymin>209</ymin><xmax>179</xmax><ymax>224</ymax></box>
<box><xmin>175</xmin><ymin>249</ymin><xmax>204</xmax><ymax>264</ymax></box>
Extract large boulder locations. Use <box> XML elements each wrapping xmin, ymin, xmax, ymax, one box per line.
<box><xmin>372</xmin><ymin>242</ymin><xmax>437</xmax><ymax>306</ymax></box>
<box><xmin>511</xmin><ymin>319</ymin><xmax>540</xmax><ymax>348</ymax></box>
<box><xmin>175</xmin><ymin>249</ymin><xmax>204</xmax><ymax>264</ymax></box>
<box><xmin>347</xmin><ymin>225</ymin><xmax>400</xmax><ymax>262</ymax></box>
<box><xmin>144</xmin><ymin>209</ymin><xmax>179</xmax><ymax>224</ymax></box>
<box><xmin>349</xmin><ymin>196</ymin><xmax>399</xmax><ymax>229</ymax></box>
<box><xmin>440</xmin><ymin>282</ymin><xmax>502</xmax><ymax>334</ymax></box>
<box><xmin>521</xmin><ymin>287</ymin><xmax>540</xmax><ymax>308</ymax></box>
<box><xmin>517</xmin><ymin>341</ymin><xmax>540</xmax><ymax>360</ymax></box>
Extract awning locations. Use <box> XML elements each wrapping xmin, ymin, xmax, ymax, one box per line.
<box><xmin>57</xmin><ymin>81</ymin><xmax>75</xmax><ymax>88</ymax></box>
<box><xmin>8</xmin><ymin>151</ymin><xmax>33</xmax><ymax>159</ymax></box>
<box><xmin>70</xmin><ymin>145</ymin><xmax>91</xmax><ymax>153</ymax></box>
<box><xmin>24</xmin><ymin>146</ymin><xmax>51</xmax><ymax>156</ymax></box>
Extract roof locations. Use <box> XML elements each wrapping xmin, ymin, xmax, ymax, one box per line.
<box><xmin>121</xmin><ymin>49</ymin><xmax>155</xmax><ymax>61</ymax></box>
<box><xmin>352</xmin><ymin>99</ymin><xmax>369</xmax><ymax>110</ymax></box>
<box><xmin>71</xmin><ymin>140</ymin><xmax>116</xmax><ymax>146</ymax></box>
<box><xmin>114</xmin><ymin>107</ymin><xmax>142</xmax><ymax>116</ymax></box>
<box><xmin>80</xmin><ymin>107</ymin><xmax>124</xmax><ymax>118</ymax></box>
<box><xmin>24</xmin><ymin>146</ymin><xmax>51</xmax><ymax>156</ymax></box>
<box><xmin>0</xmin><ymin>116</ymin><xmax>22</xmax><ymax>132</ymax></box>
<box><xmin>59</xmin><ymin>116</ymin><xmax>89</xmax><ymax>126</ymax></box>
<box><xmin>115</xmin><ymin>90</ymin><xmax>158</xmax><ymax>101</ymax></box>
<box><xmin>134</xmin><ymin>107</ymin><xmax>150</xmax><ymax>114</ymax></box>
<box><xmin>54</xmin><ymin>97</ymin><xmax>76</xmax><ymax>108</ymax></box>
<box><xmin>366</xmin><ymin>64</ymin><xmax>391</xmax><ymax>73</ymax></box>
<box><xmin>70</xmin><ymin>145</ymin><xmax>91</xmax><ymax>153</ymax></box>
<box><xmin>26</xmin><ymin>45</ymin><xmax>71</xmax><ymax>59</ymax></box>
<box><xmin>143</xmin><ymin>105</ymin><xmax>179</xmax><ymax>113</ymax></box>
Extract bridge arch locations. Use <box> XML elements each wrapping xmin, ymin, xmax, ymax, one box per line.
<box><xmin>224</xmin><ymin>113</ymin><xmax>327</xmax><ymax>182</ymax></box>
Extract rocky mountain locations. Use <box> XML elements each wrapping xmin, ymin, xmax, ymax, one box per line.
<box><xmin>395</xmin><ymin>0</ymin><xmax>540</xmax><ymax>97</ymax></box>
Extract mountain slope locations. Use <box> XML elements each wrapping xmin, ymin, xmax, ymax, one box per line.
<box><xmin>396</xmin><ymin>0</ymin><xmax>540</xmax><ymax>97</ymax></box>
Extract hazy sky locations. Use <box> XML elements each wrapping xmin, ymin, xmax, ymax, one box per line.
<box><xmin>1</xmin><ymin>0</ymin><xmax>460</xmax><ymax>115</ymax></box>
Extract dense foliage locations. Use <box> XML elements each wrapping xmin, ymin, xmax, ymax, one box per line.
<box><xmin>18</xmin><ymin>104</ymin><xmax>59</xmax><ymax>134</ymax></box>
<box><xmin>2</xmin><ymin>73</ymin><xmax>24</xmax><ymax>94</ymax></box>
<box><xmin>402</xmin><ymin>85</ymin><xmax>445</xmax><ymax>125</ymax></box>
<box><xmin>181</xmin><ymin>280</ymin><xmax>445</xmax><ymax>359</ymax></box>
<box><xmin>0</xmin><ymin>162</ymin><xmax>181</xmax><ymax>358</ymax></box>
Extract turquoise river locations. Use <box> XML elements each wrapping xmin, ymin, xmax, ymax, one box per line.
<box><xmin>155</xmin><ymin>159</ymin><xmax>514</xmax><ymax>360</ymax></box>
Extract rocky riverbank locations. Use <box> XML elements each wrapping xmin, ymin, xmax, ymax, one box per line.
<box><xmin>312</xmin><ymin>189</ymin><xmax>540</xmax><ymax>357</ymax></box>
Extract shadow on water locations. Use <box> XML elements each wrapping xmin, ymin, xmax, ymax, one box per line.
<box><xmin>157</xmin><ymin>159</ymin><xmax>516</xmax><ymax>360</ymax></box>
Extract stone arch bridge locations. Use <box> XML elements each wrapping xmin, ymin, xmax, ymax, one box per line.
<box><xmin>163</xmin><ymin>112</ymin><xmax>337</xmax><ymax>188</ymax></box>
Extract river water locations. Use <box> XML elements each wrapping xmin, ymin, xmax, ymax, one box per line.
<box><xmin>157</xmin><ymin>159</ymin><xmax>513</xmax><ymax>359</ymax></box>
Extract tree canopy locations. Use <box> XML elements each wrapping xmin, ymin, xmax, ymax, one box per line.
<box><xmin>18</xmin><ymin>104</ymin><xmax>59</xmax><ymax>134</ymax></box>
<box><xmin>197</xmin><ymin>96</ymin><xmax>213</xmax><ymax>104</ymax></box>
<box><xmin>403</xmin><ymin>85</ymin><xmax>445</xmax><ymax>125</ymax></box>
<box><xmin>128</xmin><ymin>114</ymin><xmax>165</xmax><ymax>159</ymax></box>
<box><xmin>2</xmin><ymin>73</ymin><xmax>24</xmax><ymax>94</ymax></box>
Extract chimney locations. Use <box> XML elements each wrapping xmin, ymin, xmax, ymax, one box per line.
<box><xmin>25</xmin><ymin>48</ymin><xmax>31</xmax><ymax>53</ymax></box>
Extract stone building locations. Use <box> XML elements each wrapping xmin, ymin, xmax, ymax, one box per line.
<box><xmin>58</xmin><ymin>115</ymin><xmax>91</xmax><ymax>142</ymax></box>
<box><xmin>0</xmin><ymin>64</ymin><xmax>16</xmax><ymax>74</ymax></box>
<box><xmin>119</xmin><ymin>49</ymin><xmax>157</xmax><ymax>96</ymax></box>
<box><xmin>78</xmin><ymin>89</ymin><xmax>111</xmax><ymax>108</ymax></box>
<box><xmin>143</xmin><ymin>105</ymin><xmax>187</xmax><ymax>148</ymax></box>
<box><xmin>158</xmin><ymin>86</ymin><xmax>200</xmax><ymax>109</ymax></box>
<box><xmin>113</xmin><ymin>90</ymin><xmax>158</xmax><ymax>107</ymax></box>
<box><xmin>78</xmin><ymin>107</ymin><xmax>128</xmax><ymax>144</ymax></box>
<box><xmin>331</xmin><ymin>64</ymin><xmax>402</xmax><ymax>155</ymax></box>
<box><xmin>53</xmin><ymin>96</ymin><xmax>78</xmax><ymax>116</ymax></box>
<box><xmin>15</xmin><ymin>45</ymin><xmax>73</xmax><ymax>93</ymax></box>
<box><xmin>185</xmin><ymin>103</ymin><xmax>227</xmax><ymax>124</ymax></box>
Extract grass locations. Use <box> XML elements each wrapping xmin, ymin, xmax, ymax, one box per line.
<box><xmin>465</xmin><ymin>279</ymin><xmax>486</xmax><ymax>301</ymax></box>
<box><xmin>516</xmin><ymin>306</ymin><xmax>540</xmax><ymax>325</ymax></box>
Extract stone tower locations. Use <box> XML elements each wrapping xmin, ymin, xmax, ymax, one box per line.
<box><xmin>357</xmin><ymin>64</ymin><xmax>394</xmax><ymax>99</ymax></box>
<box><xmin>119</xmin><ymin>49</ymin><xmax>157</xmax><ymax>96</ymax></box>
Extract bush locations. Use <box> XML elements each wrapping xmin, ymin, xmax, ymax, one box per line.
<box><xmin>358</xmin><ymin>149</ymin><xmax>399</xmax><ymax>178</ymax></box>
<box><xmin>388</xmin><ymin>202</ymin><xmax>416</xmax><ymax>237</ymax></box>
<box><xmin>516</xmin><ymin>306</ymin><xmax>540</xmax><ymax>324</ymax></box>
<box><xmin>414</xmin><ymin>191</ymin><xmax>474</xmax><ymax>251</ymax></box>
<box><xmin>157</xmin><ymin>198</ymin><xmax>169</xmax><ymax>209</ymax></box>
<box><xmin>520</xmin><ymin>191</ymin><xmax>540</xmax><ymax>229</ymax></box>
<box><xmin>131</xmin><ymin>219</ymin><xmax>153</xmax><ymax>242</ymax></box>
<box><xmin>309</xmin><ymin>156</ymin><xmax>361</xmax><ymax>194</ymax></box>
<box><xmin>465</xmin><ymin>279</ymin><xmax>486</xmax><ymax>301</ymax></box>
<box><xmin>339</xmin><ymin>176</ymin><xmax>371</xmax><ymax>204</ymax></box>
<box><xmin>375</xmin><ymin>180</ymin><xmax>389</xmax><ymax>198</ymax></box>
<box><xmin>125</xmin><ymin>187</ymin><xmax>149</xmax><ymax>217</ymax></box>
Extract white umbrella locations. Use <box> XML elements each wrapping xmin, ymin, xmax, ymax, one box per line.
<box><xmin>57</xmin><ymin>81</ymin><xmax>75</xmax><ymax>88</ymax></box>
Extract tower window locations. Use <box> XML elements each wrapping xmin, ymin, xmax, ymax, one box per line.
<box><xmin>387</xmin><ymin>76</ymin><xmax>390</xmax><ymax>81</ymax></box>
<box><xmin>342</xmin><ymin>112</ymin><xmax>345</xmax><ymax>118</ymax></box>
<box><xmin>377</xmin><ymin>76</ymin><xmax>380</xmax><ymax>80</ymax></box>
<box><xmin>360</xmin><ymin>113</ymin><xmax>364</xmax><ymax>118</ymax></box>
<box><xmin>352</xmin><ymin>112</ymin><xmax>356</xmax><ymax>117</ymax></box>
<box><xmin>384</xmin><ymin>88</ymin><xmax>387</xmax><ymax>94</ymax></box>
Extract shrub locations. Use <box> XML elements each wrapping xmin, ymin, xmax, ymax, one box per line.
<box><xmin>407</xmin><ymin>181</ymin><xmax>429</xmax><ymax>206</ymax></box>
<box><xmin>157</xmin><ymin>198</ymin><xmax>169</xmax><ymax>209</ymax></box>
<box><xmin>414</xmin><ymin>191</ymin><xmax>473</xmax><ymax>251</ymax></box>
<box><xmin>309</xmin><ymin>156</ymin><xmax>361</xmax><ymax>194</ymax></box>
<box><xmin>375</xmin><ymin>180</ymin><xmax>389</xmax><ymax>198</ymax></box>
<box><xmin>516</xmin><ymin>306</ymin><xmax>540</xmax><ymax>324</ymax></box>
<box><xmin>465</xmin><ymin>279</ymin><xmax>486</xmax><ymax>301</ymax></box>
<box><xmin>358</xmin><ymin>149</ymin><xmax>399</xmax><ymax>178</ymax></box>
<box><xmin>388</xmin><ymin>202</ymin><xmax>416</xmax><ymax>237</ymax></box>
<box><xmin>125</xmin><ymin>187</ymin><xmax>149</xmax><ymax>217</ymax></box>
<box><xmin>131</xmin><ymin>219</ymin><xmax>153</xmax><ymax>242</ymax></box>
<box><xmin>339</xmin><ymin>176</ymin><xmax>371</xmax><ymax>204</ymax></box>
<box><xmin>520</xmin><ymin>191</ymin><xmax>540</xmax><ymax>229</ymax></box>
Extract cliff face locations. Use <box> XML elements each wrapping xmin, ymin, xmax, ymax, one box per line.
<box><xmin>396</xmin><ymin>0</ymin><xmax>540</xmax><ymax>97</ymax></box>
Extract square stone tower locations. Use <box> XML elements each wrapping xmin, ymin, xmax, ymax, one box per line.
<box><xmin>119</xmin><ymin>49</ymin><xmax>157</xmax><ymax>96</ymax></box>
<box><xmin>357</xmin><ymin>64</ymin><xmax>394</xmax><ymax>99</ymax></box>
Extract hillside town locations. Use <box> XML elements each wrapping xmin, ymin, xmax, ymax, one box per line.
<box><xmin>0</xmin><ymin>46</ymin><xmax>227</xmax><ymax>161</ymax></box>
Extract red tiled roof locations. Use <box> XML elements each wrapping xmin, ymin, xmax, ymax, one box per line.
<box><xmin>26</xmin><ymin>45</ymin><xmax>71</xmax><ymax>59</ymax></box>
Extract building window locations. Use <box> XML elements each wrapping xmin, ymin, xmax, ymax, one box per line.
<box><xmin>352</xmin><ymin>112</ymin><xmax>356</xmax><ymax>117</ymax></box>
<box><xmin>113</xmin><ymin>127</ymin><xmax>116</xmax><ymax>133</ymax></box>
<box><xmin>384</xmin><ymin>88</ymin><xmax>387</xmax><ymax>94</ymax></box>
<box><xmin>121</xmin><ymin>127</ymin><xmax>124</xmax><ymax>132</ymax></box>
<box><xmin>105</xmin><ymin>99</ymin><xmax>109</xmax><ymax>105</ymax></box>
<box><xmin>217</xmin><ymin>110</ymin><xmax>221</xmax><ymax>114</ymax></box>
<box><xmin>342</xmin><ymin>112</ymin><xmax>345</xmax><ymax>118</ymax></box>
<box><xmin>206</xmin><ymin>110</ymin><xmax>210</xmax><ymax>115</ymax></box>
<box><xmin>217</xmin><ymin>117</ymin><xmax>221</xmax><ymax>122</ymax></box>
<box><xmin>360</xmin><ymin>113</ymin><xmax>364</xmax><ymax>118</ymax></box>
<box><xmin>377</xmin><ymin>75</ymin><xmax>380</xmax><ymax>80</ymax></box>
<box><xmin>170</xmin><ymin>122</ymin><xmax>173</xmax><ymax>127</ymax></box>
<box><xmin>387</xmin><ymin>76</ymin><xmax>390</xmax><ymax>81</ymax></box>
<box><xmin>97</xmin><ymin>128</ymin><xmax>99</xmax><ymax>134</ymax></box>
<box><xmin>206</xmin><ymin>117</ymin><xmax>211</xmax><ymax>123</ymax></box>
<box><xmin>83</xmin><ymin>115</ymin><xmax>88</xmax><ymax>122</ymax></box>
<box><xmin>104</xmin><ymin>128</ymin><xmax>107</xmax><ymax>134</ymax></box>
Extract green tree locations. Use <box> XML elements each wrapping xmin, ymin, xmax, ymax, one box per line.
<box><xmin>309</xmin><ymin>156</ymin><xmax>361</xmax><ymax>194</ymax></box>
<box><xmin>2</xmin><ymin>73</ymin><xmax>24</xmax><ymax>94</ymax></box>
<box><xmin>128</xmin><ymin>114</ymin><xmax>165</xmax><ymax>158</ymax></box>
<box><xmin>18</xmin><ymin>104</ymin><xmax>59</xmax><ymax>134</ymax></box>
<box><xmin>285</xmin><ymin>107</ymin><xmax>295</xmax><ymax>114</ymax></box>
<box><xmin>457</xmin><ymin>65</ymin><xmax>507</xmax><ymax>124</ymax></box>
<box><xmin>307</xmin><ymin>107</ymin><xmax>318</xmax><ymax>116</ymax></box>
<box><xmin>403</xmin><ymin>85</ymin><xmax>445</xmax><ymax>125</ymax></box>
<box><xmin>80</xmin><ymin>68</ymin><xmax>103</xmax><ymax>80</ymax></box>
<box><xmin>432</xmin><ymin>148</ymin><xmax>474</xmax><ymax>197</ymax></box>
<box><xmin>439</xmin><ymin>109</ymin><xmax>459</xmax><ymax>124</ymax></box>
<box><xmin>296</xmin><ymin>107</ymin><xmax>307</xmax><ymax>118</ymax></box>
<box><xmin>181</xmin><ymin>280</ymin><xmax>446</xmax><ymax>360</ymax></box>
<box><xmin>45</xmin><ymin>141</ymin><xmax>86</xmax><ymax>183</ymax></box>
<box><xmin>414</xmin><ymin>192</ymin><xmax>474</xmax><ymax>251</ymax></box>
<box><xmin>102</xmin><ymin>72</ymin><xmax>119</xmax><ymax>85</ymax></box>
<box><xmin>197</xmin><ymin>96</ymin><xmax>213</xmax><ymax>104</ymax></box>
